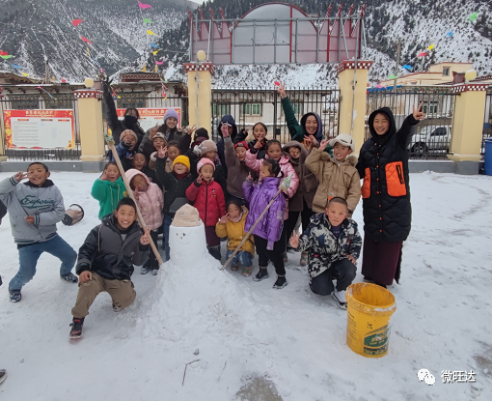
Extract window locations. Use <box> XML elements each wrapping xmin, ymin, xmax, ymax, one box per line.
<box><xmin>292</xmin><ymin>102</ymin><xmax>303</xmax><ymax>115</ymax></box>
<box><xmin>213</xmin><ymin>104</ymin><xmax>231</xmax><ymax>116</ymax></box>
<box><xmin>242</xmin><ymin>103</ymin><xmax>262</xmax><ymax>116</ymax></box>
<box><xmin>8</xmin><ymin>94</ymin><xmax>40</xmax><ymax>110</ymax></box>
<box><xmin>422</xmin><ymin>101</ymin><xmax>439</xmax><ymax>114</ymax></box>
<box><xmin>117</xmin><ymin>93</ymin><xmax>147</xmax><ymax>109</ymax></box>
<box><xmin>442</xmin><ymin>67</ymin><xmax>450</xmax><ymax>76</ymax></box>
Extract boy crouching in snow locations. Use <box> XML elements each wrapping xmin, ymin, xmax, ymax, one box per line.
<box><xmin>70</xmin><ymin>198</ymin><xmax>150</xmax><ymax>339</ymax></box>
<box><xmin>290</xmin><ymin>197</ymin><xmax>362</xmax><ymax>309</ymax></box>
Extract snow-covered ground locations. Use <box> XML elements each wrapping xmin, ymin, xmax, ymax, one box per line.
<box><xmin>0</xmin><ymin>171</ymin><xmax>491</xmax><ymax>400</ymax></box>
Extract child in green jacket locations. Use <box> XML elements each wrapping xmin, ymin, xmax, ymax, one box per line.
<box><xmin>91</xmin><ymin>162</ymin><xmax>126</xmax><ymax>220</ymax></box>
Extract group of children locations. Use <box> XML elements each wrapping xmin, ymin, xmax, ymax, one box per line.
<box><xmin>0</xmin><ymin>90</ymin><xmax>425</xmax><ymax>338</ymax></box>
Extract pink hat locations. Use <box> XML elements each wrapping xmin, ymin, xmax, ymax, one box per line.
<box><xmin>197</xmin><ymin>157</ymin><xmax>215</xmax><ymax>173</ymax></box>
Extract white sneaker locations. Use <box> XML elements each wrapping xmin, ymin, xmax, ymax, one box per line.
<box><xmin>332</xmin><ymin>290</ymin><xmax>347</xmax><ymax>310</ymax></box>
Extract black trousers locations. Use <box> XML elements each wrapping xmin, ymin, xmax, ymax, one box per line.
<box><xmin>310</xmin><ymin>258</ymin><xmax>356</xmax><ymax>295</ymax></box>
<box><xmin>286</xmin><ymin>199</ymin><xmax>314</xmax><ymax>243</ymax></box>
<box><xmin>143</xmin><ymin>230</ymin><xmax>159</xmax><ymax>269</ymax></box>
<box><xmin>254</xmin><ymin>233</ymin><xmax>286</xmax><ymax>276</ymax></box>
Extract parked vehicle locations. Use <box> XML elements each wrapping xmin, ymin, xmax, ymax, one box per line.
<box><xmin>409</xmin><ymin>126</ymin><xmax>451</xmax><ymax>155</ymax></box>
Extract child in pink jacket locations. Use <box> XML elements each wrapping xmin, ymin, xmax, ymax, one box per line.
<box><xmin>245</xmin><ymin>139</ymin><xmax>299</xmax><ymax>261</ymax></box>
<box><xmin>125</xmin><ymin>169</ymin><xmax>164</xmax><ymax>275</ymax></box>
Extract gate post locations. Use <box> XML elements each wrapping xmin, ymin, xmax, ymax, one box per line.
<box><xmin>184</xmin><ymin>59</ymin><xmax>213</xmax><ymax>135</ymax></box>
<box><xmin>73</xmin><ymin>88</ymin><xmax>106</xmax><ymax>172</ymax></box>
<box><xmin>448</xmin><ymin>83</ymin><xmax>489</xmax><ymax>174</ymax></box>
<box><xmin>337</xmin><ymin>60</ymin><xmax>373</xmax><ymax>155</ymax></box>
<box><xmin>0</xmin><ymin>92</ymin><xmax>6</xmax><ymax>162</ymax></box>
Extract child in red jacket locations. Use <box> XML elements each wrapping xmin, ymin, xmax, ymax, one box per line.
<box><xmin>186</xmin><ymin>158</ymin><xmax>226</xmax><ymax>260</ymax></box>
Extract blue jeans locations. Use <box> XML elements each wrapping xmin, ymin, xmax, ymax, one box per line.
<box><xmin>226</xmin><ymin>250</ymin><xmax>253</xmax><ymax>267</ymax></box>
<box><xmin>163</xmin><ymin>214</ymin><xmax>173</xmax><ymax>261</ymax></box>
<box><xmin>9</xmin><ymin>235</ymin><xmax>77</xmax><ymax>291</ymax></box>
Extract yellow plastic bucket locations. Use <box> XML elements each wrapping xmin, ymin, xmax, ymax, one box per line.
<box><xmin>346</xmin><ymin>283</ymin><xmax>397</xmax><ymax>358</ymax></box>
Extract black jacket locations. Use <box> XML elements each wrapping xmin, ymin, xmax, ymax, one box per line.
<box><xmin>235</xmin><ymin>129</ymin><xmax>267</xmax><ymax>160</ymax></box>
<box><xmin>356</xmin><ymin>107</ymin><xmax>419</xmax><ymax>243</ymax></box>
<box><xmin>155</xmin><ymin>157</ymin><xmax>194</xmax><ymax>214</ymax></box>
<box><xmin>102</xmin><ymin>83</ymin><xmax>145</xmax><ymax>147</ymax></box>
<box><xmin>216</xmin><ymin>115</ymin><xmax>238</xmax><ymax>176</ymax></box>
<box><xmin>76</xmin><ymin>215</ymin><xmax>148</xmax><ymax>280</ymax></box>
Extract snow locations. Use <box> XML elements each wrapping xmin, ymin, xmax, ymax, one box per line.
<box><xmin>0</xmin><ymin>170</ymin><xmax>491</xmax><ymax>400</ymax></box>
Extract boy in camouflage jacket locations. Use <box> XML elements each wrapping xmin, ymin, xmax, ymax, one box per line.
<box><xmin>290</xmin><ymin>197</ymin><xmax>362</xmax><ymax>309</ymax></box>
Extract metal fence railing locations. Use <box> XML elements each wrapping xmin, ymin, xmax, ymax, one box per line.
<box><xmin>481</xmin><ymin>89</ymin><xmax>492</xmax><ymax>157</ymax></box>
<box><xmin>366</xmin><ymin>87</ymin><xmax>457</xmax><ymax>160</ymax></box>
<box><xmin>211</xmin><ymin>87</ymin><xmax>339</xmax><ymax>143</ymax></box>
<box><xmin>0</xmin><ymin>93</ymin><xmax>81</xmax><ymax>161</ymax></box>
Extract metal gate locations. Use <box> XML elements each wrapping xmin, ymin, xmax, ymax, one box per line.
<box><xmin>211</xmin><ymin>87</ymin><xmax>340</xmax><ymax>143</ymax></box>
<box><xmin>366</xmin><ymin>86</ymin><xmax>457</xmax><ymax>160</ymax></box>
<box><xmin>0</xmin><ymin>93</ymin><xmax>81</xmax><ymax>161</ymax></box>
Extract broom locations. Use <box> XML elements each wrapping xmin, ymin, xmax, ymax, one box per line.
<box><xmin>220</xmin><ymin>174</ymin><xmax>292</xmax><ymax>271</ymax></box>
<box><xmin>103</xmin><ymin>134</ymin><xmax>163</xmax><ymax>266</ymax></box>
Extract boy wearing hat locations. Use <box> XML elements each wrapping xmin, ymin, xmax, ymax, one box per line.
<box><xmin>305</xmin><ymin>133</ymin><xmax>361</xmax><ymax>216</ymax></box>
<box><xmin>108</xmin><ymin>129</ymin><xmax>139</xmax><ymax>171</ymax></box>
<box><xmin>155</xmin><ymin>149</ymin><xmax>193</xmax><ymax>261</ymax></box>
<box><xmin>148</xmin><ymin>132</ymin><xmax>168</xmax><ymax>171</ymax></box>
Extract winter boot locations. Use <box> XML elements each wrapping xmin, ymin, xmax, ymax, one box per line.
<box><xmin>253</xmin><ymin>267</ymin><xmax>269</xmax><ymax>282</ymax></box>
<box><xmin>299</xmin><ymin>251</ymin><xmax>308</xmax><ymax>266</ymax></box>
<box><xmin>69</xmin><ymin>317</ymin><xmax>85</xmax><ymax>338</ymax></box>
<box><xmin>61</xmin><ymin>272</ymin><xmax>78</xmax><ymax>283</ymax></box>
<box><xmin>151</xmin><ymin>268</ymin><xmax>159</xmax><ymax>276</ymax></box>
<box><xmin>208</xmin><ymin>246</ymin><xmax>221</xmax><ymax>261</ymax></box>
<box><xmin>0</xmin><ymin>369</ymin><xmax>7</xmax><ymax>386</ymax></box>
<box><xmin>332</xmin><ymin>290</ymin><xmax>347</xmax><ymax>310</ymax></box>
<box><xmin>273</xmin><ymin>276</ymin><xmax>288</xmax><ymax>289</ymax></box>
<box><xmin>9</xmin><ymin>290</ymin><xmax>21</xmax><ymax>303</ymax></box>
<box><xmin>141</xmin><ymin>266</ymin><xmax>149</xmax><ymax>275</ymax></box>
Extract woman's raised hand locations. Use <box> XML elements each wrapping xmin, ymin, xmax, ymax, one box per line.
<box><xmin>278</xmin><ymin>82</ymin><xmax>287</xmax><ymax>99</ymax></box>
<box><xmin>413</xmin><ymin>101</ymin><xmax>426</xmax><ymax>121</ymax></box>
<box><xmin>187</xmin><ymin>125</ymin><xmax>197</xmax><ymax>136</ymax></box>
<box><xmin>319</xmin><ymin>138</ymin><xmax>329</xmax><ymax>150</ymax></box>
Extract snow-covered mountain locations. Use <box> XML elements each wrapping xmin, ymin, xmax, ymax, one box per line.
<box><xmin>0</xmin><ymin>0</ymin><xmax>490</xmax><ymax>85</ymax></box>
<box><xmin>0</xmin><ymin>0</ymin><xmax>194</xmax><ymax>81</ymax></box>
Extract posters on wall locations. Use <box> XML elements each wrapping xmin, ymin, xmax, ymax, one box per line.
<box><xmin>114</xmin><ymin>108</ymin><xmax>181</xmax><ymax>133</ymax></box>
<box><xmin>3</xmin><ymin>109</ymin><xmax>75</xmax><ymax>149</ymax></box>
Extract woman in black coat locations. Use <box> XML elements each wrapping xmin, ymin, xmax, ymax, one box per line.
<box><xmin>356</xmin><ymin>103</ymin><xmax>426</xmax><ymax>288</ymax></box>
<box><xmin>102</xmin><ymin>79</ymin><xmax>146</xmax><ymax>148</ymax></box>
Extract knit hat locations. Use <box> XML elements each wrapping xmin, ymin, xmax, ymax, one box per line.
<box><xmin>152</xmin><ymin>132</ymin><xmax>167</xmax><ymax>145</ymax></box>
<box><xmin>172</xmin><ymin>155</ymin><xmax>190</xmax><ymax>172</ymax></box>
<box><xmin>197</xmin><ymin>157</ymin><xmax>215</xmax><ymax>173</ymax></box>
<box><xmin>194</xmin><ymin>128</ymin><xmax>209</xmax><ymax>140</ymax></box>
<box><xmin>163</xmin><ymin>109</ymin><xmax>179</xmax><ymax>124</ymax></box>
<box><xmin>121</xmin><ymin>129</ymin><xmax>138</xmax><ymax>143</ymax></box>
<box><xmin>171</xmin><ymin>204</ymin><xmax>201</xmax><ymax>227</ymax></box>
<box><xmin>193</xmin><ymin>139</ymin><xmax>217</xmax><ymax>156</ymax></box>
<box><xmin>234</xmin><ymin>141</ymin><xmax>248</xmax><ymax>149</ymax></box>
<box><xmin>329</xmin><ymin>133</ymin><xmax>355</xmax><ymax>152</ymax></box>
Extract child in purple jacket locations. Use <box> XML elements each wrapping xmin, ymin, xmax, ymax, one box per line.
<box><xmin>243</xmin><ymin>158</ymin><xmax>287</xmax><ymax>289</ymax></box>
